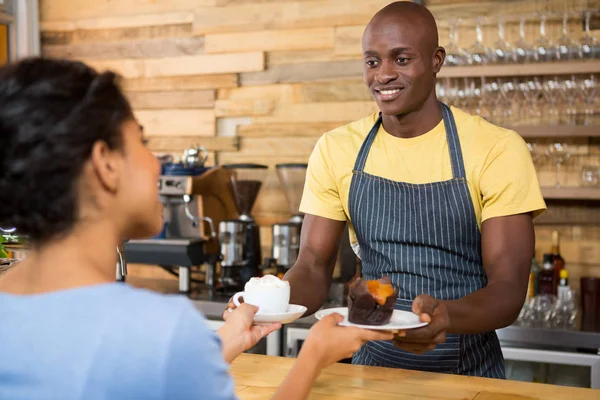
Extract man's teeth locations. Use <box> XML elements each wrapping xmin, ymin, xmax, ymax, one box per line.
<box><xmin>380</xmin><ymin>89</ymin><xmax>400</xmax><ymax>95</ymax></box>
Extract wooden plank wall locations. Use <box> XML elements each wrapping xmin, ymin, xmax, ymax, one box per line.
<box><xmin>39</xmin><ymin>0</ymin><xmax>600</xmax><ymax>293</ymax></box>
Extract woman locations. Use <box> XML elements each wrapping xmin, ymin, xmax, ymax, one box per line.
<box><xmin>0</xmin><ymin>57</ymin><xmax>393</xmax><ymax>400</ymax></box>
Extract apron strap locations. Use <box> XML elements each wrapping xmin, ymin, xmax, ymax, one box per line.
<box><xmin>440</xmin><ymin>103</ymin><xmax>466</xmax><ymax>179</ymax></box>
<box><xmin>352</xmin><ymin>113</ymin><xmax>382</xmax><ymax>173</ymax></box>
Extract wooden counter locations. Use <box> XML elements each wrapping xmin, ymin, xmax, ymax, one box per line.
<box><xmin>230</xmin><ymin>354</ymin><xmax>599</xmax><ymax>400</ymax></box>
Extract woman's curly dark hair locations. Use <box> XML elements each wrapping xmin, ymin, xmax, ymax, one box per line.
<box><xmin>0</xmin><ymin>57</ymin><xmax>134</xmax><ymax>243</ymax></box>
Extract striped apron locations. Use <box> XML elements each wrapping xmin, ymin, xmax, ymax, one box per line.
<box><xmin>348</xmin><ymin>103</ymin><xmax>505</xmax><ymax>378</ymax></box>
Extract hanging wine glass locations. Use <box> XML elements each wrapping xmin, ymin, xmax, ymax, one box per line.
<box><xmin>533</xmin><ymin>13</ymin><xmax>557</xmax><ymax>62</ymax></box>
<box><xmin>499</xmin><ymin>78</ymin><xmax>517</xmax><ymax>125</ymax></box>
<box><xmin>542</xmin><ymin>76</ymin><xmax>563</xmax><ymax>125</ymax></box>
<box><xmin>513</xmin><ymin>15</ymin><xmax>534</xmax><ymax>63</ymax></box>
<box><xmin>560</xmin><ymin>75</ymin><xmax>579</xmax><ymax>125</ymax></box>
<box><xmin>467</xmin><ymin>17</ymin><xmax>491</xmax><ymax>65</ymax></box>
<box><xmin>491</xmin><ymin>15</ymin><xmax>514</xmax><ymax>64</ymax></box>
<box><xmin>444</xmin><ymin>18</ymin><xmax>469</xmax><ymax>66</ymax></box>
<box><xmin>579</xmin><ymin>74</ymin><xmax>598</xmax><ymax>126</ymax></box>
<box><xmin>556</xmin><ymin>11</ymin><xmax>579</xmax><ymax>61</ymax></box>
<box><xmin>526</xmin><ymin>142</ymin><xmax>545</xmax><ymax>167</ymax></box>
<box><xmin>546</xmin><ymin>143</ymin><xmax>572</xmax><ymax>188</ymax></box>
<box><xmin>579</xmin><ymin>11</ymin><xmax>600</xmax><ymax>59</ymax></box>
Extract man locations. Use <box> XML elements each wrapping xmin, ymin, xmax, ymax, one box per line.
<box><xmin>282</xmin><ymin>2</ymin><xmax>546</xmax><ymax>378</ymax></box>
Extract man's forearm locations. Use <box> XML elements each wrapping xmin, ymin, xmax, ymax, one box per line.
<box><xmin>283</xmin><ymin>261</ymin><xmax>332</xmax><ymax>316</ymax></box>
<box><xmin>442</xmin><ymin>281</ymin><xmax>525</xmax><ymax>334</ymax></box>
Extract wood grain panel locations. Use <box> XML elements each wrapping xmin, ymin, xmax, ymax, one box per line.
<box><xmin>41</xmin><ymin>0</ymin><xmax>216</xmax><ymax>21</ymax></box>
<box><xmin>127</xmin><ymin>90</ymin><xmax>215</xmax><ymax>109</ymax></box>
<box><xmin>193</xmin><ymin>0</ymin><xmax>395</xmax><ymax>34</ymax></box>
<box><xmin>237</xmin><ymin>137</ymin><xmax>318</xmax><ymax>156</ymax></box>
<box><xmin>251</xmin><ymin>101</ymin><xmax>378</xmax><ymax>124</ymax></box>
<box><xmin>300</xmin><ymin>80</ymin><xmax>371</xmax><ymax>102</ymax></box>
<box><xmin>240</xmin><ymin>60</ymin><xmax>362</xmax><ymax>85</ymax></box>
<box><xmin>335</xmin><ymin>25</ymin><xmax>363</xmax><ymax>56</ymax></box>
<box><xmin>214</xmin><ymin>99</ymin><xmax>276</xmax><ymax>117</ymax></box>
<box><xmin>123</xmin><ymin>74</ymin><xmax>238</xmax><ymax>92</ymax></box>
<box><xmin>86</xmin><ymin>51</ymin><xmax>264</xmax><ymax>78</ymax></box>
<box><xmin>267</xmin><ymin>49</ymin><xmax>356</xmax><ymax>65</ymax></box>
<box><xmin>147</xmin><ymin>137</ymin><xmax>238</xmax><ymax>152</ymax></box>
<box><xmin>42</xmin><ymin>24</ymin><xmax>193</xmax><ymax>46</ymax></box>
<box><xmin>43</xmin><ymin>36</ymin><xmax>204</xmax><ymax>60</ymax></box>
<box><xmin>217</xmin><ymin>84</ymin><xmax>301</xmax><ymax>102</ymax></box>
<box><xmin>136</xmin><ymin>109</ymin><xmax>216</xmax><ymax>136</ymax></box>
<box><xmin>237</xmin><ymin>123</ymin><xmax>341</xmax><ymax>137</ymax></box>
<box><xmin>205</xmin><ymin>28</ymin><xmax>334</xmax><ymax>53</ymax></box>
<box><xmin>40</xmin><ymin>12</ymin><xmax>193</xmax><ymax>31</ymax></box>
<box><xmin>218</xmin><ymin>80</ymin><xmax>370</xmax><ymax>103</ymax></box>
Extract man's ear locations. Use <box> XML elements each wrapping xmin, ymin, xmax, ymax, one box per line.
<box><xmin>89</xmin><ymin>141</ymin><xmax>122</xmax><ymax>194</ymax></box>
<box><xmin>433</xmin><ymin>46</ymin><xmax>446</xmax><ymax>74</ymax></box>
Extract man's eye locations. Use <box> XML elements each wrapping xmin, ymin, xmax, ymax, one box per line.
<box><xmin>366</xmin><ymin>60</ymin><xmax>379</xmax><ymax>68</ymax></box>
<box><xmin>397</xmin><ymin>57</ymin><xmax>409</xmax><ymax>63</ymax></box>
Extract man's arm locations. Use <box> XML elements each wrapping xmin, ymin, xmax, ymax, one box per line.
<box><xmin>443</xmin><ymin>212</ymin><xmax>535</xmax><ymax>334</ymax></box>
<box><xmin>283</xmin><ymin>214</ymin><xmax>347</xmax><ymax>316</ymax></box>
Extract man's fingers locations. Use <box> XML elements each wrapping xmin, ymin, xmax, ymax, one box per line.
<box><xmin>412</xmin><ymin>295</ymin><xmax>437</xmax><ymax>318</ymax></box>
<box><xmin>398</xmin><ymin>325</ymin><xmax>436</xmax><ymax>342</ymax></box>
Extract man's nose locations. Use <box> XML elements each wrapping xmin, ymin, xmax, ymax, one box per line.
<box><xmin>375</xmin><ymin>60</ymin><xmax>398</xmax><ymax>84</ymax></box>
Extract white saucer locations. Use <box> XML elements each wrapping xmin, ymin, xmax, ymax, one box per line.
<box><xmin>228</xmin><ymin>304</ymin><xmax>307</xmax><ymax>325</ymax></box>
<box><xmin>315</xmin><ymin>307</ymin><xmax>429</xmax><ymax>331</ymax></box>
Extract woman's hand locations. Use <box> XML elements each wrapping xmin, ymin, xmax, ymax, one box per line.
<box><xmin>300</xmin><ymin>313</ymin><xmax>395</xmax><ymax>369</ymax></box>
<box><xmin>217</xmin><ymin>303</ymin><xmax>281</xmax><ymax>363</ymax></box>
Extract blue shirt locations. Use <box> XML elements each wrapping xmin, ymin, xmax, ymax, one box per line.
<box><xmin>0</xmin><ymin>283</ymin><xmax>237</xmax><ymax>399</ymax></box>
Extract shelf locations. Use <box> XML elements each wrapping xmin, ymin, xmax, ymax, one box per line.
<box><xmin>438</xmin><ymin>61</ymin><xmax>600</xmax><ymax>78</ymax></box>
<box><xmin>541</xmin><ymin>187</ymin><xmax>600</xmax><ymax>201</ymax></box>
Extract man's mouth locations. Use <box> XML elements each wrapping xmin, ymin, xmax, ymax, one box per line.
<box><xmin>374</xmin><ymin>87</ymin><xmax>403</xmax><ymax>102</ymax></box>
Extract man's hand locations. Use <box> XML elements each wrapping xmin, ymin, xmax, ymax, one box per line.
<box><xmin>218</xmin><ymin>303</ymin><xmax>281</xmax><ymax>363</ymax></box>
<box><xmin>392</xmin><ymin>294</ymin><xmax>450</xmax><ymax>354</ymax></box>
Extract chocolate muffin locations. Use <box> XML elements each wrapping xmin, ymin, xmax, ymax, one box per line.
<box><xmin>347</xmin><ymin>276</ymin><xmax>398</xmax><ymax>325</ymax></box>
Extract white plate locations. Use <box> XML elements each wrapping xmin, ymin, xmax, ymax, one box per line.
<box><xmin>315</xmin><ymin>307</ymin><xmax>429</xmax><ymax>331</ymax></box>
<box><xmin>228</xmin><ymin>304</ymin><xmax>307</xmax><ymax>326</ymax></box>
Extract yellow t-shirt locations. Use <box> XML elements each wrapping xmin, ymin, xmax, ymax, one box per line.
<box><xmin>299</xmin><ymin>106</ymin><xmax>547</xmax><ymax>253</ymax></box>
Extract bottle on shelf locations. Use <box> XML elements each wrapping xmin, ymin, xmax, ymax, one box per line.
<box><xmin>538</xmin><ymin>253</ymin><xmax>557</xmax><ymax>295</ymax></box>
<box><xmin>550</xmin><ymin>230</ymin><xmax>565</xmax><ymax>274</ymax></box>
<box><xmin>527</xmin><ymin>254</ymin><xmax>541</xmax><ymax>299</ymax></box>
<box><xmin>557</xmin><ymin>269</ymin><xmax>570</xmax><ymax>298</ymax></box>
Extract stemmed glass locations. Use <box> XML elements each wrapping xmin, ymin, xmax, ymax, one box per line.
<box><xmin>579</xmin><ymin>74</ymin><xmax>598</xmax><ymax>126</ymax></box>
<box><xmin>526</xmin><ymin>142</ymin><xmax>545</xmax><ymax>168</ymax></box>
<box><xmin>556</xmin><ymin>11</ymin><xmax>579</xmax><ymax>61</ymax></box>
<box><xmin>560</xmin><ymin>75</ymin><xmax>579</xmax><ymax>125</ymax></box>
<box><xmin>533</xmin><ymin>13</ymin><xmax>557</xmax><ymax>62</ymax></box>
<box><xmin>579</xmin><ymin>11</ymin><xmax>599</xmax><ymax>59</ymax></box>
<box><xmin>513</xmin><ymin>16</ymin><xmax>534</xmax><ymax>63</ymax></box>
<box><xmin>491</xmin><ymin>16</ymin><xmax>513</xmax><ymax>64</ymax></box>
<box><xmin>467</xmin><ymin>17</ymin><xmax>491</xmax><ymax>65</ymax></box>
<box><xmin>542</xmin><ymin>76</ymin><xmax>563</xmax><ymax>125</ymax></box>
<box><xmin>444</xmin><ymin>19</ymin><xmax>469</xmax><ymax>66</ymax></box>
<box><xmin>546</xmin><ymin>143</ymin><xmax>572</xmax><ymax>188</ymax></box>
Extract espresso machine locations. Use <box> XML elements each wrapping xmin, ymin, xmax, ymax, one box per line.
<box><xmin>122</xmin><ymin>146</ymin><xmax>216</xmax><ymax>292</ymax></box>
<box><xmin>268</xmin><ymin>164</ymin><xmax>308</xmax><ymax>277</ymax></box>
<box><xmin>218</xmin><ymin>163</ymin><xmax>268</xmax><ymax>293</ymax></box>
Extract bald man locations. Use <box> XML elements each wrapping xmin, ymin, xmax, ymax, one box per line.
<box><xmin>231</xmin><ymin>2</ymin><xmax>546</xmax><ymax>378</ymax></box>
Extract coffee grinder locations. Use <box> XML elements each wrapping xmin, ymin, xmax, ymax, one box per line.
<box><xmin>268</xmin><ymin>163</ymin><xmax>308</xmax><ymax>277</ymax></box>
<box><xmin>218</xmin><ymin>163</ymin><xmax>268</xmax><ymax>292</ymax></box>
